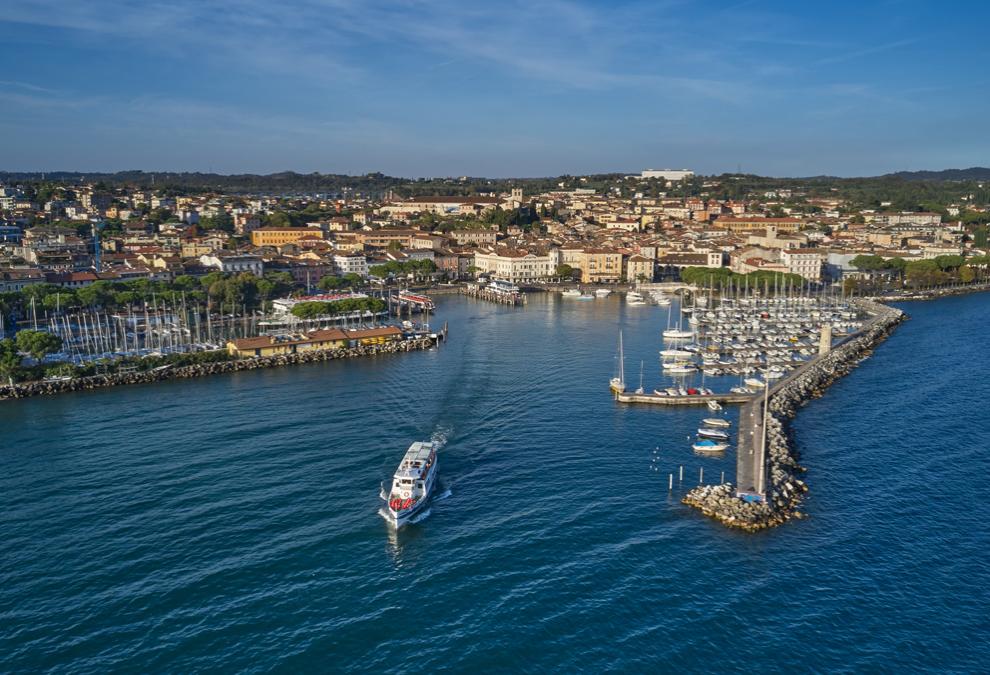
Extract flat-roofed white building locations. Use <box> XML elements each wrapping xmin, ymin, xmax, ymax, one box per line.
<box><xmin>780</xmin><ymin>248</ymin><xmax>824</xmax><ymax>281</ymax></box>
<box><xmin>640</xmin><ymin>169</ymin><xmax>694</xmax><ymax>181</ymax></box>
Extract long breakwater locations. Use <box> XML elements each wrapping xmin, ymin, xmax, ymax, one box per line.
<box><xmin>683</xmin><ymin>299</ymin><xmax>907</xmax><ymax>531</ymax></box>
<box><xmin>0</xmin><ymin>337</ymin><xmax>438</xmax><ymax>401</ymax></box>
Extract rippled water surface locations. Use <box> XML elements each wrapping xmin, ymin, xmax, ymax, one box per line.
<box><xmin>2</xmin><ymin>293</ymin><xmax>988</xmax><ymax>672</ymax></box>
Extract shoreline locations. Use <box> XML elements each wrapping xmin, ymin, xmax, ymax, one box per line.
<box><xmin>0</xmin><ymin>337</ymin><xmax>438</xmax><ymax>402</ymax></box>
<box><xmin>682</xmin><ymin>298</ymin><xmax>907</xmax><ymax>531</ymax></box>
<box><xmin>869</xmin><ymin>280</ymin><xmax>990</xmax><ymax>302</ymax></box>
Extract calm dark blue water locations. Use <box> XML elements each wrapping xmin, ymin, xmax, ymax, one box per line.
<box><xmin>2</xmin><ymin>293</ymin><xmax>988</xmax><ymax>672</ymax></box>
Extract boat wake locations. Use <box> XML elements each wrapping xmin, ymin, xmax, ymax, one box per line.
<box><xmin>408</xmin><ymin>508</ymin><xmax>432</xmax><ymax>524</ymax></box>
<box><xmin>435</xmin><ymin>487</ymin><xmax>452</xmax><ymax>501</ymax></box>
<box><xmin>431</xmin><ymin>426</ymin><xmax>452</xmax><ymax>449</ymax></box>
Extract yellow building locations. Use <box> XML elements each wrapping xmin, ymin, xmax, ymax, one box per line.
<box><xmin>626</xmin><ymin>254</ymin><xmax>654</xmax><ymax>283</ymax></box>
<box><xmin>250</xmin><ymin>228</ymin><xmax>325</xmax><ymax>247</ymax></box>
<box><xmin>581</xmin><ymin>249</ymin><xmax>623</xmax><ymax>283</ymax></box>
<box><xmin>714</xmin><ymin>217</ymin><xmax>803</xmax><ymax>234</ymax></box>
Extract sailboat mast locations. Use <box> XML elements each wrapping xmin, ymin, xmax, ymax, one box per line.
<box><xmin>618</xmin><ymin>330</ymin><xmax>625</xmax><ymax>386</ymax></box>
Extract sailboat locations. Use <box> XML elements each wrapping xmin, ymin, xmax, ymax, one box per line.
<box><xmin>610</xmin><ymin>331</ymin><xmax>626</xmax><ymax>393</ymax></box>
<box><xmin>662</xmin><ymin>297</ymin><xmax>694</xmax><ymax>340</ymax></box>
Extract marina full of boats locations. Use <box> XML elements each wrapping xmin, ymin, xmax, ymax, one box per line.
<box><xmin>611</xmin><ymin>285</ymin><xmax>867</xmax><ymax>399</ymax></box>
<box><xmin>654</xmin><ymin>291</ymin><xmax>864</xmax><ymax>384</ymax></box>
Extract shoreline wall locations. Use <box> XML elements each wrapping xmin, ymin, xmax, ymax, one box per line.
<box><xmin>0</xmin><ymin>337</ymin><xmax>437</xmax><ymax>402</ymax></box>
<box><xmin>683</xmin><ymin>299</ymin><xmax>907</xmax><ymax>531</ymax></box>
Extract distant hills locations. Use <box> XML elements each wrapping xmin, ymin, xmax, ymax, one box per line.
<box><xmin>881</xmin><ymin>167</ymin><xmax>990</xmax><ymax>182</ymax></box>
<box><xmin>0</xmin><ymin>168</ymin><xmax>988</xmax><ymax>194</ymax></box>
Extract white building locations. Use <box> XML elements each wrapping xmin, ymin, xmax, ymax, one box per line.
<box><xmin>333</xmin><ymin>254</ymin><xmax>369</xmax><ymax>277</ymax></box>
<box><xmin>199</xmin><ymin>253</ymin><xmax>263</xmax><ymax>276</ymax></box>
<box><xmin>640</xmin><ymin>169</ymin><xmax>694</xmax><ymax>181</ymax></box>
<box><xmin>473</xmin><ymin>248</ymin><xmax>559</xmax><ymax>283</ymax></box>
<box><xmin>780</xmin><ymin>248</ymin><xmax>823</xmax><ymax>282</ymax></box>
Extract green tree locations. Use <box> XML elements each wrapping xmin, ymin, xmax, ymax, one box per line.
<box><xmin>77</xmin><ymin>280</ymin><xmax>117</xmax><ymax>307</ymax></box>
<box><xmin>172</xmin><ymin>275</ymin><xmax>200</xmax><ymax>291</ymax></box>
<box><xmin>932</xmin><ymin>255</ymin><xmax>964</xmax><ymax>271</ymax></box>
<box><xmin>42</xmin><ymin>290</ymin><xmax>80</xmax><ymax>311</ymax></box>
<box><xmin>318</xmin><ymin>275</ymin><xmax>346</xmax><ymax>291</ymax></box>
<box><xmin>555</xmin><ymin>264</ymin><xmax>574</xmax><ymax>279</ymax></box>
<box><xmin>15</xmin><ymin>330</ymin><xmax>63</xmax><ymax>361</ymax></box>
<box><xmin>850</xmin><ymin>255</ymin><xmax>886</xmax><ymax>272</ymax></box>
<box><xmin>201</xmin><ymin>212</ymin><xmax>234</xmax><ymax>233</ymax></box>
<box><xmin>973</xmin><ymin>226</ymin><xmax>988</xmax><ymax>248</ymax></box>
<box><xmin>0</xmin><ymin>338</ymin><xmax>22</xmax><ymax>385</ymax></box>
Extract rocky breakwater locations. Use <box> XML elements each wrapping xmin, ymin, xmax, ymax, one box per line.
<box><xmin>0</xmin><ymin>337</ymin><xmax>437</xmax><ymax>401</ymax></box>
<box><xmin>683</xmin><ymin>299</ymin><xmax>907</xmax><ymax>531</ymax></box>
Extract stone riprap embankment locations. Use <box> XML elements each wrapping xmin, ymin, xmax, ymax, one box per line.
<box><xmin>0</xmin><ymin>337</ymin><xmax>436</xmax><ymax>401</ymax></box>
<box><xmin>683</xmin><ymin>299</ymin><xmax>907</xmax><ymax>531</ymax></box>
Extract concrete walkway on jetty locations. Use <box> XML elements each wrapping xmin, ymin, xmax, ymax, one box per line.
<box><xmin>734</xmin><ymin>326</ymin><xmax>857</xmax><ymax>500</ymax></box>
<box><xmin>682</xmin><ymin>300</ymin><xmax>906</xmax><ymax>531</ymax></box>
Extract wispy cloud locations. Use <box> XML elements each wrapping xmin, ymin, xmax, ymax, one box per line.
<box><xmin>815</xmin><ymin>38</ymin><xmax>919</xmax><ymax>66</ymax></box>
<box><xmin>0</xmin><ymin>0</ymin><xmax>764</xmax><ymax>100</ymax></box>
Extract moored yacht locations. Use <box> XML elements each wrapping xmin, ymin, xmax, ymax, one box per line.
<box><xmin>381</xmin><ymin>440</ymin><xmax>439</xmax><ymax>528</ymax></box>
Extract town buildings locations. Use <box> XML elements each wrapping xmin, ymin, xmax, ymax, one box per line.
<box><xmin>0</xmin><ymin>174</ymin><xmax>983</xmax><ymax>299</ymax></box>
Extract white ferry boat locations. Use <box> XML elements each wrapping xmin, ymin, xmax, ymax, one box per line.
<box><xmin>381</xmin><ymin>441</ymin><xmax>439</xmax><ymax>527</ymax></box>
<box><xmin>489</xmin><ymin>279</ymin><xmax>521</xmax><ymax>295</ymax></box>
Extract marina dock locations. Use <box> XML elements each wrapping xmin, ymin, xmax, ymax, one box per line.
<box><xmin>613</xmin><ymin>390</ymin><xmax>754</xmax><ymax>406</ymax></box>
<box><xmin>461</xmin><ymin>283</ymin><xmax>525</xmax><ymax>306</ymax></box>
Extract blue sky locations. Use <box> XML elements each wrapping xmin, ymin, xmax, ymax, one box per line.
<box><xmin>1</xmin><ymin>0</ymin><xmax>987</xmax><ymax>177</ymax></box>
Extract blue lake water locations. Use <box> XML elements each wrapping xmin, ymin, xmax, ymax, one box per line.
<box><xmin>1</xmin><ymin>292</ymin><xmax>988</xmax><ymax>672</ymax></box>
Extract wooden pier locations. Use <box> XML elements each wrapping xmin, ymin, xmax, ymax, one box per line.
<box><xmin>460</xmin><ymin>286</ymin><xmax>525</xmax><ymax>306</ymax></box>
<box><xmin>613</xmin><ymin>390</ymin><xmax>755</xmax><ymax>406</ymax></box>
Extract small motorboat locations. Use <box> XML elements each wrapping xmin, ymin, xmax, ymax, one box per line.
<box><xmin>707</xmin><ymin>399</ymin><xmax>722</xmax><ymax>412</ymax></box>
<box><xmin>693</xmin><ymin>439</ymin><xmax>728</xmax><ymax>452</ymax></box>
<box><xmin>697</xmin><ymin>427</ymin><xmax>730</xmax><ymax>440</ymax></box>
<box><xmin>702</xmin><ymin>418</ymin><xmax>731</xmax><ymax>428</ymax></box>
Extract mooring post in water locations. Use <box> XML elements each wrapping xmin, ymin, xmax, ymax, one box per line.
<box><xmin>721</xmin><ymin>471</ymin><xmax>725</xmax><ymax>484</ymax></box>
<box><xmin>699</xmin><ymin>467</ymin><xmax>704</xmax><ymax>484</ymax></box>
<box><xmin>669</xmin><ymin>474</ymin><xmax>673</xmax><ymax>490</ymax></box>
<box><xmin>679</xmin><ymin>465</ymin><xmax>683</xmax><ymax>481</ymax></box>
